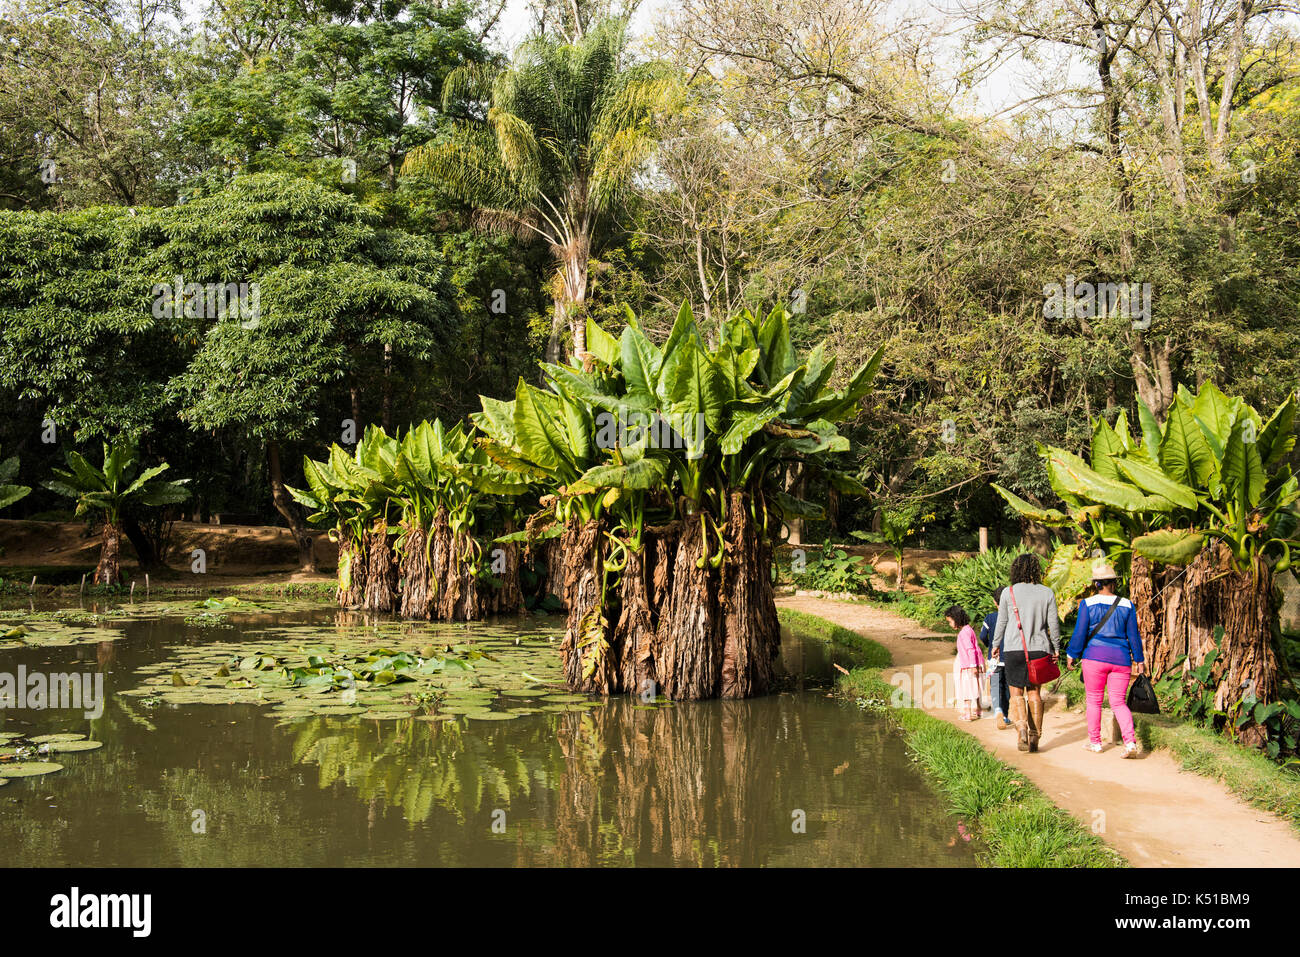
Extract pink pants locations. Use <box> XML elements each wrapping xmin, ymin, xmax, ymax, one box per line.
<box><xmin>1082</xmin><ymin>659</ymin><xmax>1135</xmax><ymax>744</ymax></box>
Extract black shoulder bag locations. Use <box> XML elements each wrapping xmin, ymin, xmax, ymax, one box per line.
<box><xmin>1049</xmin><ymin>596</ymin><xmax>1121</xmax><ymax>691</ymax></box>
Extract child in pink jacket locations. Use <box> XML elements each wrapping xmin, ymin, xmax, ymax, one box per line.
<box><xmin>947</xmin><ymin>605</ymin><xmax>986</xmax><ymax>720</ymax></box>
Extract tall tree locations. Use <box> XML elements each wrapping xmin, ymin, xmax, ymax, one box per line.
<box><xmin>402</xmin><ymin>16</ymin><xmax>677</xmax><ymax>362</ymax></box>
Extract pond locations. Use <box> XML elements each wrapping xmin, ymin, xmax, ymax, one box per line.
<box><xmin>0</xmin><ymin>603</ymin><xmax>976</xmax><ymax>866</ymax></box>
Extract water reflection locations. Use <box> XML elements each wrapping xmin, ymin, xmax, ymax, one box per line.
<box><xmin>0</xmin><ymin>611</ymin><xmax>975</xmax><ymax>866</ymax></box>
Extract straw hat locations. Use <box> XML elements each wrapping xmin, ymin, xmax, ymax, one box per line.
<box><xmin>1091</xmin><ymin>557</ymin><xmax>1118</xmax><ymax>581</ymax></box>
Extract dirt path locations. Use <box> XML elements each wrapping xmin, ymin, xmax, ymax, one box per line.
<box><xmin>779</xmin><ymin>594</ymin><xmax>1300</xmax><ymax>868</ymax></box>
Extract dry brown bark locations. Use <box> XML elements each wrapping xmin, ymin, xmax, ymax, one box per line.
<box><xmin>362</xmin><ymin>516</ymin><xmax>397</xmax><ymax>613</ymax></box>
<box><xmin>718</xmin><ymin>491</ymin><xmax>780</xmax><ymax>698</ymax></box>
<box><xmin>398</xmin><ymin>521</ymin><xmax>431</xmax><ymax>619</ymax></box>
<box><xmin>95</xmin><ymin>522</ymin><xmax>122</xmax><ymax>586</ymax></box>
<box><xmin>654</xmin><ymin>511</ymin><xmax>722</xmax><ymax>699</ymax></box>
<box><xmin>559</xmin><ymin>517</ymin><xmax>614</xmax><ymax>692</ymax></box>
<box><xmin>1134</xmin><ymin>543</ymin><xmax>1280</xmax><ymax>746</ymax></box>
<box><xmin>614</xmin><ymin>543</ymin><xmax>655</xmax><ymax>696</ymax></box>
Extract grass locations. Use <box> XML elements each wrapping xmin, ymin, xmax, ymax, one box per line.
<box><xmin>840</xmin><ymin>668</ymin><xmax>1125</xmax><ymax>867</ymax></box>
<box><xmin>777</xmin><ymin>607</ymin><xmax>891</xmax><ymax>667</ymax></box>
<box><xmin>1135</xmin><ymin>714</ymin><xmax>1300</xmax><ymax>835</ymax></box>
<box><xmin>784</xmin><ymin>607</ymin><xmax>1124</xmax><ymax>867</ymax></box>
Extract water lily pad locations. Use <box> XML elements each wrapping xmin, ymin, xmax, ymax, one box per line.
<box><xmin>360</xmin><ymin>710</ymin><xmax>415</xmax><ymax>720</ymax></box>
<box><xmin>28</xmin><ymin>733</ymin><xmax>87</xmax><ymax>744</ymax></box>
<box><xmin>464</xmin><ymin>710</ymin><xmax>520</xmax><ymax>721</ymax></box>
<box><xmin>46</xmin><ymin>740</ymin><xmax>103</xmax><ymax>753</ymax></box>
<box><xmin>0</xmin><ymin>761</ymin><xmax>63</xmax><ymax>778</ymax></box>
<box><xmin>540</xmin><ymin>694</ymin><xmax>590</xmax><ymax>704</ymax></box>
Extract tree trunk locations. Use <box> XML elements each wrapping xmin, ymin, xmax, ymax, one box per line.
<box><xmin>94</xmin><ymin>521</ymin><xmax>123</xmax><ymax>586</ymax></box>
<box><xmin>451</xmin><ymin>527</ymin><xmax>484</xmax><ymax>621</ymax></box>
<box><xmin>1134</xmin><ymin>544</ymin><xmax>1280</xmax><ymax>746</ymax></box>
<box><xmin>122</xmin><ymin>514</ymin><xmax>161</xmax><ymax>571</ymax></box>
<box><xmin>429</xmin><ymin>507</ymin><xmax>454</xmax><ymax>619</ymax></box>
<box><xmin>268</xmin><ymin>441</ymin><xmax>317</xmax><ymax>571</ymax></box>
<box><xmin>399</xmin><ymin>520</ymin><xmax>431</xmax><ymax>619</ymax></box>
<box><xmin>363</xmin><ymin>516</ymin><xmax>396</xmax><ymax>613</ymax></box>
<box><xmin>490</xmin><ymin>517</ymin><xmax>524</xmax><ymax>615</ymax></box>
<box><xmin>337</xmin><ymin>533</ymin><xmax>367</xmax><ymax>607</ymax></box>
<box><xmin>614</xmin><ymin>542</ymin><xmax>655</xmax><ymax>696</ymax></box>
<box><xmin>559</xmin><ymin>516</ymin><xmax>614</xmax><ymax>692</ymax></box>
<box><xmin>654</xmin><ymin>509</ymin><xmax>722</xmax><ymax>699</ymax></box>
<box><xmin>719</xmin><ymin>491</ymin><xmax>781</xmax><ymax>698</ymax></box>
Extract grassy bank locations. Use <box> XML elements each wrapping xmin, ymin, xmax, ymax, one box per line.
<box><xmin>783</xmin><ymin>608</ymin><xmax>1125</xmax><ymax>868</ymax></box>
<box><xmin>777</xmin><ymin>608</ymin><xmax>892</xmax><ymax>666</ymax></box>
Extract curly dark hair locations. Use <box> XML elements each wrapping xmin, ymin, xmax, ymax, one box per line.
<box><xmin>944</xmin><ymin>605</ymin><xmax>970</xmax><ymax>627</ymax></box>
<box><xmin>1008</xmin><ymin>553</ymin><xmax>1043</xmax><ymax>586</ymax></box>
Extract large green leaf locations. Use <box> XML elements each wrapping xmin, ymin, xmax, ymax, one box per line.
<box><xmin>1221</xmin><ymin>416</ymin><xmax>1265</xmax><ymax>510</ymax></box>
<box><xmin>1090</xmin><ymin>418</ymin><xmax>1126</xmax><ymax>480</ymax></box>
<box><xmin>619</xmin><ymin>322</ymin><xmax>662</xmax><ymax>401</ymax></box>
<box><xmin>1159</xmin><ymin>400</ymin><xmax>1216</xmax><ymax>490</ymax></box>
<box><xmin>1114</xmin><ymin>456</ymin><xmax>1198</xmax><ymax>510</ymax></box>
<box><xmin>991</xmin><ymin>484</ymin><xmax>1069</xmax><ymax>525</ymax></box>
<box><xmin>1044</xmin><ymin>447</ymin><xmax>1156</xmax><ymax>512</ymax></box>
<box><xmin>1132</xmin><ymin>528</ymin><xmax>1204</xmax><ymax>565</ymax></box>
<box><xmin>568</xmin><ymin>457</ymin><xmax>668</xmax><ymax>494</ymax></box>
<box><xmin>1258</xmin><ymin>393</ymin><xmax>1296</xmax><ymax>469</ymax></box>
<box><xmin>585</xmin><ymin>317</ymin><xmax>621</xmax><ymax>369</ymax></box>
<box><xmin>0</xmin><ymin>484</ymin><xmax>30</xmax><ymax>510</ymax></box>
<box><xmin>1137</xmin><ymin>397</ymin><xmax>1162</xmax><ymax>460</ymax></box>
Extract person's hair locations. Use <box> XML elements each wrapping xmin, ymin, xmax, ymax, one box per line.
<box><xmin>1094</xmin><ymin>577</ymin><xmax>1118</xmax><ymax>592</ymax></box>
<box><xmin>944</xmin><ymin>605</ymin><xmax>970</xmax><ymax>627</ymax></box>
<box><xmin>1008</xmin><ymin>553</ymin><xmax>1043</xmax><ymax>586</ymax></box>
<box><xmin>992</xmin><ymin>585</ymin><xmax>1005</xmax><ymax>605</ymax></box>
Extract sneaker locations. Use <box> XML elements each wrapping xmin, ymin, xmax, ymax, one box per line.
<box><xmin>1083</xmin><ymin>742</ymin><xmax>1104</xmax><ymax>753</ymax></box>
<box><xmin>1122</xmin><ymin>742</ymin><xmax>1139</xmax><ymax>759</ymax></box>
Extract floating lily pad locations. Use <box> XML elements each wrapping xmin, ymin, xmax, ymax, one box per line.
<box><xmin>464</xmin><ymin>710</ymin><xmax>521</xmax><ymax>721</ymax></box>
<box><xmin>0</xmin><ymin>761</ymin><xmax>64</xmax><ymax>778</ymax></box>
<box><xmin>46</xmin><ymin>740</ymin><xmax>103</xmax><ymax>753</ymax></box>
<box><xmin>540</xmin><ymin>694</ymin><xmax>590</xmax><ymax>704</ymax></box>
<box><xmin>360</xmin><ymin>710</ymin><xmax>415</xmax><ymax>720</ymax></box>
<box><xmin>28</xmin><ymin>733</ymin><xmax>87</xmax><ymax>744</ymax></box>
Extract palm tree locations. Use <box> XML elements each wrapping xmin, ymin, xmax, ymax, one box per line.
<box><xmin>44</xmin><ymin>440</ymin><xmax>190</xmax><ymax>586</ymax></box>
<box><xmin>402</xmin><ymin>17</ymin><xmax>678</xmax><ymax>363</ymax></box>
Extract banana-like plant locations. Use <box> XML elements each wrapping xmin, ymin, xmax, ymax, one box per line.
<box><xmin>995</xmin><ymin>383</ymin><xmax>1298</xmax><ymax>726</ymax></box>
<box><xmin>474</xmin><ymin>301</ymin><xmax>881</xmax><ymax>698</ymax></box>
<box><xmin>44</xmin><ymin>440</ymin><xmax>190</xmax><ymax>586</ymax></box>
<box><xmin>0</xmin><ymin>446</ymin><xmax>31</xmax><ymax>511</ymax></box>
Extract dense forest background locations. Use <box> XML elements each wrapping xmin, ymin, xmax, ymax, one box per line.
<box><xmin>3</xmin><ymin>0</ymin><xmax>1299</xmax><ymax>552</ymax></box>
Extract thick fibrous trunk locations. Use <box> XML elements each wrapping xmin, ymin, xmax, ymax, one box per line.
<box><xmin>95</xmin><ymin>522</ymin><xmax>123</xmax><ymax>586</ymax></box>
<box><xmin>614</xmin><ymin>544</ymin><xmax>655</xmax><ymax>696</ymax></box>
<box><xmin>399</xmin><ymin>521</ymin><xmax>431</xmax><ymax>619</ymax></box>
<box><xmin>559</xmin><ymin>517</ymin><xmax>613</xmax><ymax>692</ymax></box>
<box><xmin>719</xmin><ymin>491</ymin><xmax>780</xmax><ymax>698</ymax></box>
<box><xmin>363</xmin><ymin>517</ymin><xmax>396</xmax><ymax>613</ymax></box>
<box><xmin>450</xmin><ymin>527</ymin><xmax>483</xmax><ymax>621</ymax></box>
<box><xmin>1134</xmin><ymin>543</ymin><xmax>1279</xmax><ymax>746</ymax></box>
<box><xmin>489</xmin><ymin>518</ymin><xmax>524</xmax><ymax>615</ymax></box>
<box><xmin>654</xmin><ymin>511</ymin><xmax>722</xmax><ymax>699</ymax></box>
<box><xmin>429</xmin><ymin>507</ymin><xmax>453</xmax><ymax>618</ymax></box>
<box><xmin>337</xmin><ymin>535</ymin><xmax>367</xmax><ymax>607</ymax></box>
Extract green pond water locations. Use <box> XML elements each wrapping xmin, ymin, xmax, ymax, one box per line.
<box><xmin>0</xmin><ymin>602</ymin><xmax>977</xmax><ymax>866</ymax></box>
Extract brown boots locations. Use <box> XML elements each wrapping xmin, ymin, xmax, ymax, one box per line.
<box><xmin>1010</xmin><ymin>697</ymin><xmax>1030</xmax><ymax>752</ymax></box>
<box><xmin>1027</xmin><ymin>697</ymin><xmax>1044</xmax><ymax>753</ymax></box>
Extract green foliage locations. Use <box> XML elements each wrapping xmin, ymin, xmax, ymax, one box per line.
<box><xmin>787</xmin><ymin>547</ymin><xmax>875</xmax><ymax>594</ymax></box>
<box><xmin>923</xmin><ymin>547</ymin><xmax>1029</xmax><ymax>619</ymax></box>
<box><xmin>996</xmin><ymin>384</ymin><xmax>1300</xmax><ymax>581</ymax></box>
<box><xmin>0</xmin><ymin>446</ymin><xmax>31</xmax><ymax>511</ymax></box>
<box><xmin>43</xmin><ymin>438</ymin><xmax>189</xmax><ymax>525</ymax></box>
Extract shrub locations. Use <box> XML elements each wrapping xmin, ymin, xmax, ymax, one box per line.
<box><xmin>923</xmin><ymin>547</ymin><xmax>1029</xmax><ymax>619</ymax></box>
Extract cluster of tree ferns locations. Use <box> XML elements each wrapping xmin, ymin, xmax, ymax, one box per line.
<box><xmin>291</xmin><ymin>304</ymin><xmax>881</xmax><ymax>700</ymax></box>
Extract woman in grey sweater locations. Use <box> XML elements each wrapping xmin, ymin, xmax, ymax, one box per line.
<box><xmin>991</xmin><ymin>553</ymin><xmax>1061</xmax><ymax>752</ymax></box>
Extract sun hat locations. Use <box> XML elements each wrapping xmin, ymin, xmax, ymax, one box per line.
<box><xmin>1091</xmin><ymin>557</ymin><xmax>1118</xmax><ymax>581</ymax></box>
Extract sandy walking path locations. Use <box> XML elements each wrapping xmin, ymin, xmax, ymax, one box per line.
<box><xmin>779</xmin><ymin>594</ymin><xmax>1300</xmax><ymax>868</ymax></box>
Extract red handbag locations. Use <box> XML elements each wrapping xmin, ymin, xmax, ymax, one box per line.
<box><xmin>1007</xmin><ymin>584</ymin><xmax>1060</xmax><ymax>686</ymax></box>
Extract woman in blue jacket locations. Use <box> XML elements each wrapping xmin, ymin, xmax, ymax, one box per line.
<box><xmin>1066</xmin><ymin>559</ymin><xmax>1145</xmax><ymax>758</ymax></box>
